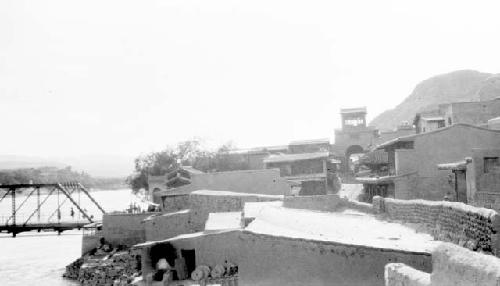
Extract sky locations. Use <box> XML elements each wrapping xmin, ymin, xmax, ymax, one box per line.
<box><xmin>2</xmin><ymin>0</ymin><xmax>500</xmax><ymax>159</ymax></box>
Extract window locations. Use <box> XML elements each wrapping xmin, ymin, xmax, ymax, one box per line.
<box><xmin>344</xmin><ymin>118</ymin><xmax>364</xmax><ymax>126</ymax></box>
<box><xmin>438</xmin><ymin>120</ymin><xmax>445</xmax><ymax>128</ymax></box>
<box><xmin>484</xmin><ymin>157</ymin><xmax>500</xmax><ymax>173</ymax></box>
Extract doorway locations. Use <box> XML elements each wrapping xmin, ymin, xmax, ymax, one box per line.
<box><xmin>181</xmin><ymin>249</ymin><xmax>196</xmax><ymax>276</ymax></box>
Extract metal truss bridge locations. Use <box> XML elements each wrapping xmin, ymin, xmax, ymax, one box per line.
<box><xmin>0</xmin><ymin>182</ymin><xmax>106</xmax><ymax>237</ymax></box>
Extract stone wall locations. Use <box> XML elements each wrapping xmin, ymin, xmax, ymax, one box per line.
<box><xmin>162</xmin><ymin>194</ymin><xmax>190</xmax><ymax>212</ymax></box>
<box><xmin>385</xmin><ymin>263</ymin><xmax>430</xmax><ymax>286</ymax></box>
<box><xmin>239</xmin><ymin>231</ymin><xmax>432</xmax><ymax>286</ymax></box>
<box><xmin>144</xmin><ymin>210</ymin><xmax>194</xmax><ymax>242</ymax></box>
<box><xmin>102</xmin><ymin>213</ymin><xmax>155</xmax><ymax>246</ymax></box>
<box><xmin>373</xmin><ymin>196</ymin><xmax>500</xmax><ymax>255</ymax></box>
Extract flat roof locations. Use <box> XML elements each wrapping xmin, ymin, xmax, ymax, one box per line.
<box><xmin>244</xmin><ymin>201</ymin><xmax>283</xmax><ymax>219</ymax></box>
<box><xmin>340</xmin><ymin>107</ymin><xmax>367</xmax><ymax>114</ymax></box>
<box><xmin>375</xmin><ymin>123</ymin><xmax>500</xmax><ymax>150</ymax></box>
<box><xmin>284</xmin><ymin>173</ymin><xmax>327</xmax><ymax>182</ymax></box>
<box><xmin>437</xmin><ymin>160</ymin><xmax>469</xmax><ymax>171</ymax></box>
<box><xmin>421</xmin><ymin>116</ymin><xmax>445</xmax><ymax>121</ymax></box>
<box><xmin>204</xmin><ymin>212</ymin><xmax>242</xmax><ymax>231</ymax></box>
<box><xmin>191</xmin><ymin>189</ymin><xmax>283</xmax><ymax>199</ymax></box>
<box><xmin>264</xmin><ymin>151</ymin><xmax>329</xmax><ymax>164</ymax></box>
<box><xmin>246</xmin><ymin>205</ymin><xmax>438</xmax><ymax>253</ymax></box>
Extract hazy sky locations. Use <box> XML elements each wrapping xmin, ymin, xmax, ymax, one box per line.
<box><xmin>2</xmin><ymin>0</ymin><xmax>500</xmax><ymax>157</ymax></box>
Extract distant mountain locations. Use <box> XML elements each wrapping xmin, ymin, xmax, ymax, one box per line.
<box><xmin>0</xmin><ymin>154</ymin><xmax>135</xmax><ymax>178</ymax></box>
<box><xmin>0</xmin><ymin>155</ymin><xmax>67</xmax><ymax>170</ymax></box>
<box><xmin>370</xmin><ymin>70</ymin><xmax>500</xmax><ymax>131</ymax></box>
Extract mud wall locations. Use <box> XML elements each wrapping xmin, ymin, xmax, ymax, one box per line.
<box><xmin>431</xmin><ymin>243</ymin><xmax>500</xmax><ymax>286</ymax></box>
<box><xmin>102</xmin><ymin>213</ymin><xmax>154</xmax><ymax>246</ymax></box>
<box><xmin>168</xmin><ymin>169</ymin><xmax>290</xmax><ymax>195</ymax></box>
<box><xmin>161</xmin><ymin>194</ymin><xmax>190</xmax><ymax>212</ymax></box>
<box><xmin>144</xmin><ymin>210</ymin><xmax>195</xmax><ymax>242</ymax></box>
<box><xmin>189</xmin><ymin>192</ymin><xmax>281</xmax><ymax>230</ymax></box>
<box><xmin>385</xmin><ymin>243</ymin><xmax>500</xmax><ymax>286</ymax></box>
<box><xmin>239</xmin><ymin>231</ymin><xmax>432</xmax><ymax>286</ymax></box>
<box><xmin>284</xmin><ymin>194</ymin><xmax>374</xmax><ymax>213</ymax></box>
<box><xmin>385</xmin><ymin>263</ymin><xmax>430</xmax><ymax>286</ymax></box>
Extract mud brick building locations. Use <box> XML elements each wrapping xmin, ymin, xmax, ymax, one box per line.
<box><xmin>367</xmin><ymin>124</ymin><xmax>500</xmax><ymax>201</ymax></box>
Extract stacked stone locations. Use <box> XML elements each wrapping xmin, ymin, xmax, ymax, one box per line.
<box><xmin>378</xmin><ymin>197</ymin><xmax>500</xmax><ymax>255</ymax></box>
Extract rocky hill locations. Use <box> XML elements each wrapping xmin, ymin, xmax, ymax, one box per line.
<box><xmin>370</xmin><ymin>70</ymin><xmax>500</xmax><ymax>131</ymax></box>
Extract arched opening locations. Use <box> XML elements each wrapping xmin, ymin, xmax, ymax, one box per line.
<box><xmin>344</xmin><ymin>145</ymin><xmax>364</xmax><ymax>173</ymax></box>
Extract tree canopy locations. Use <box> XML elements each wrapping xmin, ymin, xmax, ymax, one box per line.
<box><xmin>126</xmin><ymin>140</ymin><xmax>249</xmax><ymax>193</ymax></box>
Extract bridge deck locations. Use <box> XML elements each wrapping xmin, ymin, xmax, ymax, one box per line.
<box><xmin>0</xmin><ymin>221</ymin><xmax>99</xmax><ymax>237</ymax></box>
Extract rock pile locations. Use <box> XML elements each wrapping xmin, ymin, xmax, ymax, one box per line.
<box><xmin>64</xmin><ymin>250</ymin><xmax>141</xmax><ymax>286</ymax></box>
<box><xmin>63</xmin><ymin>257</ymin><xmax>84</xmax><ymax>280</ymax></box>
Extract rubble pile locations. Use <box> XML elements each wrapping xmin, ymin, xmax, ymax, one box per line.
<box><xmin>379</xmin><ymin>197</ymin><xmax>499</xmax><ymax>253</ymax></box>
<box><xmin>64</xmin><ymin>251</ymin><xmax>141</xmax><ymax>286</ymax></box>
<box><xmin>63</xmin><ymin>257</ymin><xmax>84</xmax><ymax>280</ymax></box>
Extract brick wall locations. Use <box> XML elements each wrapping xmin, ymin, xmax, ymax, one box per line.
<box><xmin>373</xmin><ymin>196</ymin><xmax>500</xmax><ymax>255</ymax></box>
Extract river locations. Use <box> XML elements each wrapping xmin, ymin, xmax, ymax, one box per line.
<box><xmin>0</xmin><ymin>189</ymin><xmax>143</xmax><ymax>286</ymax></box>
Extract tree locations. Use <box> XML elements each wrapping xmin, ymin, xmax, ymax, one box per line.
<box><xmin>126</xmin><ymin>139</ymin><xmax>256</xmax><ymax>193</ymax></box>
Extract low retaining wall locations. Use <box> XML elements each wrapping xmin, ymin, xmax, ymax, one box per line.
<box><xmin>373</xmin><ymin>196</ymin><xmax>500</xmax><ymax>255</ymax></box>
<box><xmin>385</xmin><ymin>243</ymin><xmax>500</xmax><ymax>286</ymax></box>
<box><xmin>283</xmin><ymin>195</ymin><xmax>346</xmax><ymax>211</ymax></box>
<box><xmin>431</xmin><ymin>243</ymin><xmax>500</xmax><ymax>286</ymax></box>
<box><xmin>385</xmin><ymin>263</ymin><xmax>430</xmax><ymax>286</ymax></box>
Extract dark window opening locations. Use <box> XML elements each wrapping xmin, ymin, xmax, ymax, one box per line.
<box><xmin>484</xmin><ymin>157</ymin><xmax>500</xmax><ymax>173</ymax></box>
